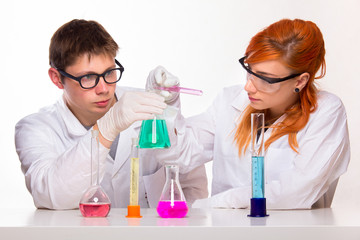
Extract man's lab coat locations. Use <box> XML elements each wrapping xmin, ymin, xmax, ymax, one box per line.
<box><xmin>15</xmin><ymin>86</ymin><xmax>208</xmax><ymax>209</ymax></box>
<box><xmin>174</xmin><ymin>85</ymin><xmax>350</xmax><ymax>209</ymax></box>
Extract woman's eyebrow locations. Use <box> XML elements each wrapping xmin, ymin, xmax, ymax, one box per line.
<box><xmin>254</xmin><ymin>70</ymin><xmax>279</xmax><ymax>77</ymax></box>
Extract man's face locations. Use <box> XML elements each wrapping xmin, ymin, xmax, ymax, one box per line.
<box><xmin>62</xmin><ymin>54</ymin><xmax>117</xmax><ymax>126</ymax></box>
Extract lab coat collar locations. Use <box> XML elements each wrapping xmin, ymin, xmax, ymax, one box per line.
<box><xmin>231</xmin><ymin>86</ymin><xmax>249</xmax><ymax>112</ymax></box>
<box><xmin>56</xmin><ymin>96</ymin><xmax>88</xmax><ymax>137</ymax></box>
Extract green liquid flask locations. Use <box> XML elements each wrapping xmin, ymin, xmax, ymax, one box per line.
<box><xmin>138</xmin><ymin>114</ymin><xmax>171</xmax><ymax>149</ymax></box>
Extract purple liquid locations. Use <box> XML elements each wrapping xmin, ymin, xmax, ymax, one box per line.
<box><xmin>79</xmin><ymin>203</ymin><xmax>111</xmax><ymax>217</ymax></box>
<box><xmin>157</xmin><ymin>201</ymin><xmax>188</xmax><ymax>218</ymax></box>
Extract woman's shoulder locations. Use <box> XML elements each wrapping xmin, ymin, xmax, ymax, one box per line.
<box><xmin>317</xmin><ymin>91</ymin><xmax>346</xmax><ymax>113</ymax></box>
<box><xmin>309</xmin><ymin>91</ymin><xmax>348</xmax><ymax>125</ymax></box>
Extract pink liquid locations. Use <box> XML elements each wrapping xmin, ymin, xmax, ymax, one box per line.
<box><xmin>157</xmin><ymin>201</ymin><xmax>188</xmax><ymax>218</ymax></box>
<box><xmin>79</xmin><ymin>203</ymin><xmax>111</xmax><ymax>217</ymax></box>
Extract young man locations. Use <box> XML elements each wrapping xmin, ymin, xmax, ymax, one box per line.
<box><xmin>15</xmin><ymin>19</ymin><xmax>207</xmax><ymax>209</ymax></box>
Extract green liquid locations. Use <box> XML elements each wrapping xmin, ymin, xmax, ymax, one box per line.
<box><xmin>138</xmin><ymin>119</ymin><xmax>171</xmax><ymax>148</ymax></box>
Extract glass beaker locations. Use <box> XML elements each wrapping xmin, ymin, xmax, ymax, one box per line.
<box><xmin>157</xmin><ymin>164</ymin><xmax>188</xmax><ymax>218</ymax></box>
<box><xmin>79</xmin><ymin>130</ymin><xmax>111</xmax><ymax>217</ymax></box>
<box><xmin>138</xmin><ymin>110</ymin><xmax>171</xmax><ymax>149</ymax></box>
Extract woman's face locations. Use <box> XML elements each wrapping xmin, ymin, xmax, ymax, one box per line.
<box><xmin>244</xmin><ymin>59</ymin><xmax>301</xmax><ymax>119</ymax></box>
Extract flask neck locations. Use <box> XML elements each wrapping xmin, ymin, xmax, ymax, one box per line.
<box><xmin>165</xmin><ymin>165</ymin><xmax>179</xmax><ymax>182</ymax></box>
<box><xmin>91</xmin><ymin>130</ymin><xmax>100</xmax><ymax>186</ymax></box>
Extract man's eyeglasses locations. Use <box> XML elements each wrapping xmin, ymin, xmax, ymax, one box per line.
<box><xmin>56</xmin><ymin>59</ymin><xmax>124</xmax><ymax>89</ymax></box>
<box><xmin>239</xmin><ymin>57</ymin><xmax>302</xmax><ymax>93</ymax></box>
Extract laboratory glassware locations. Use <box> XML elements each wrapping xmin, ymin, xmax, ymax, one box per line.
<box><xmin>138</xmin><ymin>108</ymin><xmax>171</xmax><ymax>149</ymax></box>
<box><xmin>248</xmin><ymin>113</ymin><xmax>269</xmax><ymax>217</ymax></box>
<box><xmin>126</xmin><ymin>138</ymin><xmax>142</xmax><ymax>218</ymax></box>
<box><xmin>157</xmin><ymin>164</ymin><xmax>188</xmax><ymax>218</ymax></box>
<box><xmin>79</xmin><ymin>130</ymin><xmax>111</xmax><ymax>217</ymax></box>
<box><xmin>155</xmin><ymin>86</ymin><xmax>203</xmax><ymax>96</ymax></box>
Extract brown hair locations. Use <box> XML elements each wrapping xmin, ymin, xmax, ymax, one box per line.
<box><xmin>234</xmin><ymin>19</ymin><xmax>326</xmax><ymax>156</ymax></box>
<box><xmin>49</xmin><ymin>19</ymin><xmax>119</xmax><ymax>70</ymax></box>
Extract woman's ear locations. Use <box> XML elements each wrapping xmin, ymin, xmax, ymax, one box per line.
<box><xmin>295</xmin><ymin>72</ymin><xmax>310</xmax><ymax>91</ymax></box>
<box><xmin>48</xmin><ymin>67</ymin><xmax>64</xmax><ymax>89</ymax></box>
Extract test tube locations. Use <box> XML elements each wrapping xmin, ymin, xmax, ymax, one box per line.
<box><xmin>248</xmin><ymin>113</ymin><xmax>268</xmax><ymax>217</ymax></box>
<box><xmin>126</xmin><ymin>138</ymin><xmax>142</xmax><ymax>218</ymax></box>
<box><xmin>154</xmin><ymin>86</ymin><xmax>203</xmax><ymax>96</ymax></box>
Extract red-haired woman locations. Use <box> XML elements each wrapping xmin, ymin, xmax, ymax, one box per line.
<box><xmin>171</xmin><ymin>19</ymin><xmax>350</xmax><ymax>209</ymax></box>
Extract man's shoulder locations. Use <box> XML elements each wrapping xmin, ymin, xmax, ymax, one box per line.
<box><xmin>16</xmin><ymin>102</ymin><xmax>59</xmax><ymax>129</ymax></box>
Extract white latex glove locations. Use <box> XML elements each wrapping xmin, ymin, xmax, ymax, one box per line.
<box><xmin>146</xmin><ymin>66</ymin><xmax>180</xmax><ymax>103</ymax></box>
<box><xmin>97</xmin><ymin>91</ymin><xmax>166</xmax><ymax>141</ymax></box>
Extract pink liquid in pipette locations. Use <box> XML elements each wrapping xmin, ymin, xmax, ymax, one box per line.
<box><xmin>79</xmin><ymin>203</ymin><xmax>111</xmax><ymax>217</ymax></box>
<box><xmin>157</xmin><ymin>201</ymin><xmax>188</xmax><ymax>218</ymax></box>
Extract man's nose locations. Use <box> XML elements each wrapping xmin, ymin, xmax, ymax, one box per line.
<box><xmin>95</xmin><ymin>77</ymin><xmax>109</xmax><ymax>94</ymax></box>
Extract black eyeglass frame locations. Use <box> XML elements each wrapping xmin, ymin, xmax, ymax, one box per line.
<box><xmin>56</xmin><ymin>59</ymin><xmax>124</xmax><ymax>89</ymax></box>
<box><xmin>239</xmin><ymin>57</ymin><xmax>302</xmax><ymax>84</ymax></box>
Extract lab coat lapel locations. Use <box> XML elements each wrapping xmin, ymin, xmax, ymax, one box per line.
<box><xmin>111</xmin><ymin>120</ymin><xmax>142</xmax><ymax>177</ymax></box>
<box><xmin>231</xmin><ymin>86</ymin><xmax>250</xmax><ymax>125</ymax></box>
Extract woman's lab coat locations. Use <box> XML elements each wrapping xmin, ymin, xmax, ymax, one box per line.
<box><xmin>174</xmin><ymin>85</ymin><xmax>350</xmax><ymax>209</ymax></box>
<box><xmin>15</xmin><ymin>86</ymin><xmax>208</xmax><ymax>210</ymax></box>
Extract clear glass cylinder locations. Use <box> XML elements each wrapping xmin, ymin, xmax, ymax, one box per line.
<box><xmin>138</xmin><ymin>109</ymin><xmax>171</xmax><ymax>149</ymax></box>
<box><xmin>250</xmin><ymin>113</ymin><xmax>265</xmax><ymax>198</ymax></box>
<box><xmin>157</xmin><ymin>164</ymin><xmax>188</xmax><ymax>218</ymax></box>
<box><xmin>79</xmin><ymin>130</ymin><xmax>111</xmax><ymax>217</ymax></box>
<box><xmin>129</xmin><ymin>138</ymin><xmax>140</xmax><ymax>206</ymax></box>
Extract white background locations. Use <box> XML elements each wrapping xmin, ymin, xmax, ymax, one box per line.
<box><xmin>0</xmin><ymin>0</ymin><xmax>359</xmax><ymax>209</ymax></box>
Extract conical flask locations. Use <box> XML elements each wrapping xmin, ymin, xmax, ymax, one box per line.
<box><xmin>79</xmin><ymin>130</ymin><xmax>111</xmax><ymax>217</ymax></box>
<box><xmin>138</xmin><ymin>108</ymin><xmax>171</xmax><ymax>149</ymax></box>
<box><xmin>157</xmin><ymin>164</ymin><xmax>188</xmax><ymax>218</ymax></box>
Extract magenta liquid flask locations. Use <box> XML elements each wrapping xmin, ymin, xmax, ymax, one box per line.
<box><xmin>79</xmin><ymin>130</ymin><xmax>111</xmax><ymax>217</ymax></box>
<box><xmin>157</xmin><ymin>164</ymin><xmax>188</xmax><ymax>218</ymax></box>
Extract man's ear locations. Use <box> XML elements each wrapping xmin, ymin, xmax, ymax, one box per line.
<box><xmin>48</xmin><ymin>67</ymin><xmax>64</xmax><ymax>89</ymax></box>
<box><xmin>295</xmin><ymin>72</ymin><xmax>310</xmax><ymax>91</ymax></box>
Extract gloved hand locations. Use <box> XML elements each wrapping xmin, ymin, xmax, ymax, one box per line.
<box><xmin>97</xmin><ymin>91</ymin><xmax>166</xmax><ymax>142</ymax></box>
<box><xmin>146</xmin><ymin>66</ymin><xmax>180</xmax><ymax>103</ymax></box>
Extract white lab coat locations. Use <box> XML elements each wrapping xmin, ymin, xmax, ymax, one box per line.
<box><xmin>173</xmin><ymin>85</ymin><xmax>350</xmax><ymax>209</ymax></box>
<box><xmin>15</xmin><ymin>86</ymin><xmax>208</xmax><ymax>210</ymax></box>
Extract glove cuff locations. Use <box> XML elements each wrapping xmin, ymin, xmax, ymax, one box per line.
<box><xmin>97</xmin><ymin>108</ymin><xmax>118</xmax><ymax>142</ymax></box>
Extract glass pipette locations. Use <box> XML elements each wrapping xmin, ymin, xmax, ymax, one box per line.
<box><xmin>155</xmin><ymin>86</ymin><xmax>203</xmax><ymax>96</ymax></box>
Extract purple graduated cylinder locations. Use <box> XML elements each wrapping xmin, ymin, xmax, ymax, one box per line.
<box><xmin>156</xmin><ymin>200</ymin><xmax>188</xmax><ymax>218</ymax></box>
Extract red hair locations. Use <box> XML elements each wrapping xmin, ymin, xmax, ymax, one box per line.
<box><xmin>234</xmin><ymin>19</ymin><xmax>326</xmax><ymax>156</ymax></box>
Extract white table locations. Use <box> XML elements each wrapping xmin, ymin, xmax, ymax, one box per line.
<box><xmin>1</xmin><ymin>207</ymin><xmax>359</xmax><ymax>240</ymax></box>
